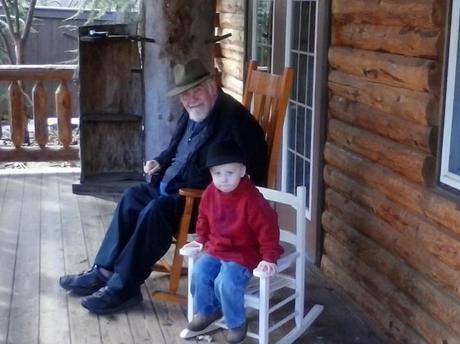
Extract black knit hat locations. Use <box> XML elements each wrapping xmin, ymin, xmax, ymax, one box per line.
<box><xmin>206</xmin><ymin>140</ymin><xmax>246</xmax><ymax>168</ymax></box>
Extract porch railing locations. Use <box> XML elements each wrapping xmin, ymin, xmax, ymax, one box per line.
<box><xmin>0</xmin><ymin>64</ymin><xmax>79</xmax><ymax>162</ymax></box>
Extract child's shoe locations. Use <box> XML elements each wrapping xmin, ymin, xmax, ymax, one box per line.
<box><xmin>187</xmin><ymin>310</ymin><xmax>223</xmax><ymax>332</ymax></box>
<box><xmin>226</xmin><ymin>321</ymin><xmax>248</xmax><ymax>343</ymax></box>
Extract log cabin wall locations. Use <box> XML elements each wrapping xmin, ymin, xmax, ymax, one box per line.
<box><xmin>215</xmin><ymin>0</ymin><xmax>246</xmax><ymax>101</ymax></box>
<box><xmin>322</xmin><ymin>0</ymin><xmax>460</xmax><ymax>342</ymax></box>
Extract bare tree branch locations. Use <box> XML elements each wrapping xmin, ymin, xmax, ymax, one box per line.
<box><xmin>22</xmin><ymin>0</ymin><xmax>37</xmax><ymax>42</ymax></box>
<box><xmin>0</xmin><ymin>0</ymin><xmax>17</xmax><ymax>38</ymax></box>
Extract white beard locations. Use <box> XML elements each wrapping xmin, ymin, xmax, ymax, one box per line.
<box><xmin>188</xmin><ymin>108</ymin><xmax>208</xmax><ymax>122</ymax></box>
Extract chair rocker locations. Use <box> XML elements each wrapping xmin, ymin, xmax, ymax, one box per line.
<box><xmin>179</xmin><ymin>186</ymin><xmax>324</xmax><ymax>344</ymax></box>
<box><xmin>151</xmin><ymin>61</ymin><xmax>294</xmax><ymax>305</ymax></box>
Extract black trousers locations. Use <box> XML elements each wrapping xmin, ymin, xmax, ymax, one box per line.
<box><xmin>94</xmin><ymin>183</ymin><xmax>183</xmax><ymax>293</ymax></box>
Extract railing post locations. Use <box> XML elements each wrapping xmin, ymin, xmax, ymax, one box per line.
<box><xmin>8</xmin><ymin>81</ymin><xmax>25</xmax><ymax>148</ymax></box>
<box><xmin>33</xmin><ymin>81</ymin><xmax>48</xmax><ymax>147</ymax></box>
<box><xmin>55</xmin><ymin>80</ymin><xmax>72</xmax><ymax>148</ymax></box>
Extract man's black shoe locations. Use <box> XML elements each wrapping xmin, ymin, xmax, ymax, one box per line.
<box><xmin>81</xmin><ymin>286</ymin><xmax>143</xmax><ymax>315</ymax></box>
<box><xmin>59</xmin><ymin>266</ymin><xmax>107</xmax><ymax>296</ymax></box>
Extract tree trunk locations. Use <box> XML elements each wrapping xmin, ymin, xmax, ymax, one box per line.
<box><xmin>143</xmin><ymin>0</ymin><xmax>215</xmax><ymax>159</ymax></box>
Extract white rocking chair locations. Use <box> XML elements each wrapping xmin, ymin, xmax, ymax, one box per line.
<box><xmin>179</xmin><ymin>186</ymin><xmax>324</xmax><ymax>344</ymax></box>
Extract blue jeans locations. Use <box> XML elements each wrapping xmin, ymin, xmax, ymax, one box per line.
<box><xmin>191</xmin><ymin>254</ymin><xmax>252</xmax><ymax>329</ymax></box>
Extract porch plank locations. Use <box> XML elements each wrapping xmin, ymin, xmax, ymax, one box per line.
<box><xmin>0</xmin><ymin>174</ymin><xmax>25</xmax><ymax>343</ymax></box>
<box><xmin>59</xmin><ymin>173</ymin><xmax>102</xmax><ymax>344</ymax></box>
<box><xmin>8</xmin><ymin>174</ymin><xmax>41</xmax><ymax>344</ymax></box>
<box><xmin>77</xmin><ymin>192</ymin><xmax>135</xmax><ymax>344</ymax></box>
<box><xmin>40</xmin><ymin>173</ymin><xmax>71</xmax><ymax>344</ymax></box>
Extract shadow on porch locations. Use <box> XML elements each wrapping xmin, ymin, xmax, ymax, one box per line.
<box><xmin>0</xmin><ymin>171</ymin><xmax>386</xmax><ymax>344</ymax></box>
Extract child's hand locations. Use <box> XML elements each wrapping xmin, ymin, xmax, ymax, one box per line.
<box><xmin>255</xmin><ymin>260</ymin><xmax>278</xmax><ymax>277</ymax></box>
<box><xmin>181</xmin><ymin>240</ymin><xmax>203</xmax><ymax>254</ymax></box>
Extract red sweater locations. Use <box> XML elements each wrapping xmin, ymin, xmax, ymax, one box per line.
<box><xmin>195</xmin><ymin>177</ymin><xmax>283</xmax><ymax>270</ymax></box>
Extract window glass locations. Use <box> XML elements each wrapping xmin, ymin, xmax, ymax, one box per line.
<box><xmin>254</xmin><ymin>0</ymin><xmax>274</xmax><ymax>70</ymax></box>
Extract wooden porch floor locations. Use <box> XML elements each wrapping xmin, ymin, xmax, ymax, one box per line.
<box><xmin>0</xmin><ymin>171</ymin><xmax>385</xmax><ymax>344</ymax></box>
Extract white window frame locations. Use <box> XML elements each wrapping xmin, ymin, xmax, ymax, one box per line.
<box><xmin>440</xmin><ymin>0</ymin><xmax>460</xmax><ymax>190</ymax></box>
<box><xmin>282</xmin><ymin>0</ymin><xmax>318</xmax><ymax>220</ymax></box>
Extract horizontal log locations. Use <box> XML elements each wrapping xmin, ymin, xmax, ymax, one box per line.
<box><xmin>220</xmin><ymin>72</ymin><xmax>243</xmax><ymax>95</ymax></box>
<box><xmin>0</xmin><ymin>145</ymin><xmax>79</xmax><ymax>162</ymax></box>
<box><xmin>215</xmin><ymin>57</ymin><xmax>244</xmax><ymax>80</ymax></box>
<box><xmin>321</xmin><ymin>255</ymin><xmax>427</xmax><ymax>344</ymax></box>
<box><xmin>328</xmin><ymin>70</ymin><xmax>438</xmax><ymax>125</ymax></box>
<box><xmin>331</xmin><ymin>23</ymin><xmax>441</xmax><ymax>58</ymax></box>
<box><xmin>329</xmin><ymin>95</ymin><xmax>436</xmax><ymax>154</ymax></box>
<box><xmin>324</xmin><ymin>142</ymin><xmax>460</xmax><ymax>239</ymax></box>
<box><xmin>0</xmin><ymin>65</ymin><xmax>77</xmax><ymax>81</ymax></box>
<box><xmin>218</xmin><ymin>45</ymin><xmax>244</xmax><ymax>60</ymax></box>
<box><xmin>323</xmin><ymin>232</ymin><xmax>459</xmax><ymax>342</ymax></box>
<box><xmin>216</xmin><ymin>0</ymin><xmax>244</xmax><ymax>13</ymax></box>
<box><xmin>323</xmin><ymin>213</ymin><xmax>460</xmax><ymax>337</ymax></box>
<box><xmin>328</xmin><ymin>118</ymin><xmax>435</xmax><ymax>184</ymax></box>
<box><xmin>328</xmin><ymin>46</ymin><xmax>439</xmax><ymax>93</ymax></box>
<box><xmin>324</xmin><ymin>165</ymin><xmax>460</xmax><ymax>270</ymax></box>
<box><xmin>218</xmin><ymin>13</ymin><xmax>244</xmax><ymax>29</ymax></box>
<box><xmin>324</xmin><ymin>189</ymin><xmax>460</xmax><ymax>300</ymax></box>
<box><xmin>332</xmin><ymin>0</ymin><xmax>441</xmax><ymax>29</ymax></box>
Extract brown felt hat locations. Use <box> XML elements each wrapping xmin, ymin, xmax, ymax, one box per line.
<box><xmin>167</xmin><ymin>59</ymin><xmax>212</xmax><ymax>97</ymax></box>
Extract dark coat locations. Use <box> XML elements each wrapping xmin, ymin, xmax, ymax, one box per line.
<box><xmin>153</xmin><ymin>91</ymin><xmax>268</xmax><ymax>193</ymax></box>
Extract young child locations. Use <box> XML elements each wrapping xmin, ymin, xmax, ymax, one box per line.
<box><xmin>182</xmin><ymin>140</ymin><xmax>283</xmax><ymax>343</ymax></box>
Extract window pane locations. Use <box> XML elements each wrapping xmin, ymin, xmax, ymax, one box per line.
<box><xmin>308</xmin><ymin>2</ymin><xmax>316</xmax><ymax>53</ymax></box>
<box><xmin>288</xmin><ymin>102</ymin><xmax>297</xmax><ymax>150</ymax></box>
<box><xmin>298</xmin><ymin>54</ymin><xmax>307</xmax><ymax>104</ymax></box>
<box><xmin>287</xmin><ymin>150</ymin><xmax>295</xmax><ymax>194</ymax></box>
<box><xmin>296</xmin><ymin>105</ymin><xmax>306</xmax><ymax>155</ymax></box>
<box><xmin>292</xmin><ymin>1</ymin><xmax>301</xmax><ymax>50</ymax></box>
<box><xmin>255</xmin><ymin>0</ymin><xmax>273</xmax><ymax>69</ymax></box>
<box><xmin>299</xmin><ymin>2</ymin><xmax>310</xmax><ymax>52</ymax></box>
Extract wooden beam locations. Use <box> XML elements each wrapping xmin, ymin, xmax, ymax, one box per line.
<box><xmin>324</xmin><ymin>142</ymin><xmax>460</xmax><ymax>241</ymax></box>
<box><xmin>327</xmin><ymin>118</ymin><xmax>435</xmax><ymax>184</ymax></box>
<box><xmin>0</xmin><ymin>146</ymin><xmax>79</xmax><ymax>162</ymax></box>
<box><xmin>324</xmin><ymin>164</ymin><xmax>460</xmax><ymax>271</ymax></box>
<box><xmin>323</xmin><ymin>233</ymin><xmax>459</xmax><ymax>342</ymax></box>
<box><xmin>331</xmin><ymin>24</ymin><xmax>440</xmax><ymax>58</ymax></box>
<box><xmin>329</xmin><ymin>95</ymin><xmax>437</xmax><ymax>154</ymax></box>
<box><xmin>328</xmin><ymin>70</ymin><xmax>439</xmax><ymax>125</ymax></box>
<box><xmin>332</xmin><ymin>0</ymin><xmax>441</xmax><ymax>29</ymax></box>
<box><xmin>328</xmin><ymin>46</ymin><xmax>440</xmax><ymax>93</ymax></box>
<box><xmin>0</xmin><ymin>65</ymin><xmax>76</xmax><ymax>81</ymax></box>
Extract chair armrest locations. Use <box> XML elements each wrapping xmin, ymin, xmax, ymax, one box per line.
<box><xmin>276</xmin><ymin>252</ymin><xmax>299</xmax><ymax>272</ymax></box>
<box><xmin>179</xmin><ymin>188</ymin><xmax>203</xmax><ymax>198</ymax></box>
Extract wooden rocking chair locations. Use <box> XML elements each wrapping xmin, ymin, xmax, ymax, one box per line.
<box><xmin>151</xmin><ymin>61</ymin><xmax>294</xmax><ymax>305</ymax></box>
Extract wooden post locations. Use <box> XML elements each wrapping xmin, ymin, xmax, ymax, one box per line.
<box><xmin>8</xmin><ymin>81</ymin><xmax>25</xmax><ymax>148</ymax></box>
<box><xmin>55</xmin><ymin>80</ymin><xmax>72</xmax><ymax>148</ymax></box>
<box><xmin>32</xmin><ymin>81</ymin><xmax>48</xmax><ymax>147</ymax></box>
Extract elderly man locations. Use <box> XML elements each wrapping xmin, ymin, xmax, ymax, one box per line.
<box><xmin>59</xmin><ymin>59</ymin><xmax>268</xmax><ymax>314</ymax></box>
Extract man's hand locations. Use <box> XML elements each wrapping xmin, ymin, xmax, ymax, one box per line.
<box><xmin>255</xmin><ymin>260</ymin><xmax>278</xmax><ymax>277</ymax></box>
<box><xmin>144</xmin><ymin>160</ymin><xmax>161</xmax><ymax>176</ymax></box>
